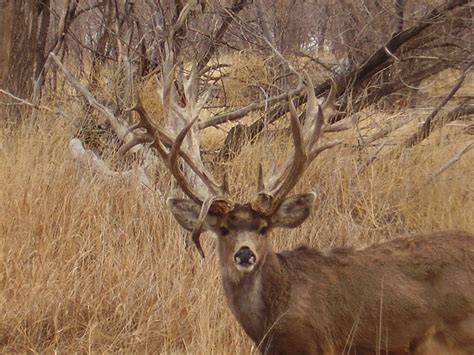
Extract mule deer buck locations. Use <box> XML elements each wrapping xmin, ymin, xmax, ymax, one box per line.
<box><xmin>123</xmin><ymin>69</ymin><xmax>474</xmax><ymax>354</ymax></box>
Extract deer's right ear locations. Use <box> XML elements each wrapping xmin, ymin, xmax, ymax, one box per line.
<box><xmin>166</xmin><ymin>198</ymin><xmax>218</xmax><ymax>231</ymax></box>
<box><xmin>271</xmin><ymin>192</ymin><xmax>316</xmax><ymax>229</ymax></box>
<box><xmin>166</xmin><ymin>198</ymin><xmax>203</xmax><ymax>231</ymax></box>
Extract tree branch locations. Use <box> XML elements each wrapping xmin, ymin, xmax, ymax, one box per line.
<box><xmin>404</xmin><ymin>59</ymin><xmax>473</xmax><ymax>148</ymax></box>
<box><xmin>196</xmin><ymin>0</ymin><xmax>249</xmax><ymax>73</ymax></box>
<box><xmin>199</xmin><ymin>83</ymin><xmax>304</xmax><ymax>129</ymax></box>
<box><xmin>49</xmin><ymin>53</ymin><xmax>129</xmax><ymax>139</ymax></box>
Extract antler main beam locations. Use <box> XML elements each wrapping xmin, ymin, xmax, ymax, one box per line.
<box><xmin>119</xmin><ymin>98</ymin><xmax>224</xmax><ymax>206</ymax></box>
<box><xmin>120</xmin><ymin>69</ymin><xmax>233</xmax><ymax>258</ymax></box>
<box><xmin>255</xmin><ymin>73</ymin><xmax>343</xmax><ymax>214</ymax></box>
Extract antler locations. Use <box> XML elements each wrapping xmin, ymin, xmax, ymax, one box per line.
<box><xmin>120</xmin><ymin>64</ymin><xmax>345</xmax><ymax>255</ymax></box>
<box><xmin>254</xmin><ymin>72</ymin><xmax>345</xmax><ymax>214</ymax></box>
<box><xmin>120</xmin><ymin>66</ymin><xmax>233</xmax><ymax>257</ymax></box>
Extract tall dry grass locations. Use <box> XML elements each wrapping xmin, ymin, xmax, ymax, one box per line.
<box><xmin>1</xmin><ymin>60</ymin><xmax>473</xmax><ymax>352</ymax></box>
<box><xmin>0</xmin><ymin>121</ymin><xmax>248</xmax><ymax>353</ymax></box>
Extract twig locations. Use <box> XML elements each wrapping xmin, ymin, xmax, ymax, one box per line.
<box><xmin>360</xmin><ymin>115</ymin><xmax>412</xmax><ymax>147</ymax></box>
<box><xmin>0</xmin><ymin>89</ymin><xmax>68</xmax><ymax>118</ymax></box>
<box><xmin>31</xmin><ymin>0</ymin><xmax>78</xmax><ymax>121</ymax></box>
<box><xmin>261</xmin><ymin>34</ymin><xmax>302</xmax><ymax>82</ymax></box>
<box><xmin>357</xmin><ymin>140</ymin><xmax>388</xmax><ymax>174</ymax></box>
<box><xmin>431</xmin><ymin>141</ymin><xmax>474</xmax><ymax>178</ymax></box>
<box><xmin>296</xmin><ymin>52</ymin><xmax>339</xmax><ymax>76</ymax></box>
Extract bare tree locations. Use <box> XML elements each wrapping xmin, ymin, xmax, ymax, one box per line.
<box><xmin>19</xmin><ymin>0</ymin><xmax>471</xmax><ymax>183</ymax></box>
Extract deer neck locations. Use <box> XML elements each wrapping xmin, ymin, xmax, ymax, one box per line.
<box><xmin>218</xmin><ymin>251</ymin><xmax>290</xmax><ymax>345</ymax></box>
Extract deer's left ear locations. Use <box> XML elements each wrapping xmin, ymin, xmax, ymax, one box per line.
<box><xmin>270</xmin><ymin>193</ymin><xmax>316</xmax><ymax>229</ymax></box>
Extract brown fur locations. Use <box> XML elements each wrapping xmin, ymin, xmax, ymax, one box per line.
<box><xmin>167</xmin><ymin>197</ymin><xmax>474</xmax><ymax>354</ymax></box>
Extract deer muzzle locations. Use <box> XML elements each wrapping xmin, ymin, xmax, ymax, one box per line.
<box><xmin>234</xmin><ymin>246</ymin><xmax>256</xmax><ymax>271</ymax></box>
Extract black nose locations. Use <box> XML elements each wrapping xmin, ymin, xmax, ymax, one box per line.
<box><xmin>234</xmin><ymin>246</ymin><xmax>256</xmax><ymax>265</ymax></box>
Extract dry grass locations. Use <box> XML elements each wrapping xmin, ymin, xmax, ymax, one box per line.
<box><xmin>1</xmin><ymin>110</ymin><xmax>473</xmax><ymax>353</ymax></box>
<box><xmin>0</xmin><ymin>120</ymin><xmax>249</xmax><ymax>353</ymax></box>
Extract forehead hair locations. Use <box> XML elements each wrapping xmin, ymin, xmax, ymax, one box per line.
<box><xmin>222</xmin><ymin>204</ymin><xmax>268</xmax><ymax>231</ymax></box>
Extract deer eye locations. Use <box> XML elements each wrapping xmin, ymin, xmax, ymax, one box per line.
<box><xmin>258</xmin><ymin>226</ymin><xmax>269</xmax><ymax>235</ymax></box>
<box><xmin>219</xmin><ymin>227</ymin><xmax>229</xmax><ymax>236</ymax></box>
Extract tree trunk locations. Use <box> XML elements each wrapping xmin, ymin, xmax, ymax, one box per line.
<box><xmin>0</xmin><ymin>0</ymin><xmax>12</xmax><ymax>121</ymax></box>
<box><xmin>35</xmin><ymin>0</ymin><xmax>51</xmax><ymax>80</ymax></box>
<box><xmin>0</xmin><ymin>0</ymin><xmax>37</xmax><ymax>122</ymax></box>
<box><xmin>0</xmin><ymin>1</ymin><xmax>12</xmax><ymax>86</ymax></box>
<box><xmin>393</xmin><ymin>0</ymin><xmax>406</xmax><ymax>35</ymax></box>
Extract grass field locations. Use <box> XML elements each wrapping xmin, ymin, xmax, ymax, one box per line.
<box><xmin>1</xmin><ymin>70</ymin><xmax>473</xmax><ymax>353</ymax></box>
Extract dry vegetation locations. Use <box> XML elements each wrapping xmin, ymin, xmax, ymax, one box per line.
<box><xmin>1</xmin><ymin>97</ymin><xmax>473</xmax><ymax>353</ymax></box>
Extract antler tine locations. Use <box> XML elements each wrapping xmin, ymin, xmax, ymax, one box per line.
<box><xmin>321</xmin><ymin>76</ymin><xmax>338</xmax><ymax>113</ymax></box>
<box><xmin>222</xmin><ymin>172</ymin><xmax>229</xmax><ymax>194</ymax></box>
<box><xmin>120</xmin><ymin>96</ymin><xmax>182</xmax><ymax>158</ymax></box>
<box><xmin>159</xmin><ymin>57</ymin><xmax>181</xmax><ymax>123</ymax></box>
<box><xmin>320</xmin><ymin>80</ymin><xmax>354</xmax><ymax>133</ymax></box>
<box><xmin>306</xmin><ymin>76</ymin><xmax>343</xmax><ymax>160</ymax></box>
<box><xmin>170</xmin><ymin>119</ymin><xmax>227</xmax><ymax>197</ymax></box>
<box><xmin>169</xmin><ymin>117</ymin><xmax>217</xmax><ymax>198</ymax></box>
<box><xmin>118</xmin><ymin>97</ymin><xmax>156</xmax><ymax>157</ymax></box>
<box><xmin>190</xmin><ymin>194</ymin><xmax>231</xmax><ymax>258</ymax></box>
<box><xmin>184</xmin><ymin>65</ymin><xmax>214</xmax><ymax>121</ymax></box>
<box><xmin>302</xmin><ymin>72</ymin><xmax>319</xmax><ymax>134</ymax></box>
<box><xmin>304</xmin><ymin>73</ymin><xmax>325</xmax><ymax>150</ymax></box>
<box><xmin>257</xmin><ymin>163</ymin><xmax>265</xmax><ymax>192</ymax></box>
<box><xmin>126</xmin><ymin>97</ymin><xmax>156</xmax><ymax>133</ymax></box>
<box><xmin>119</xmin><ymin>135</ymin><xmax>152</xmax><ymax>157</ymax></box>
<box><xmin>183</xmin><ymin>65</ymin><xmax>198</xmax><ymax>117</ymax></box>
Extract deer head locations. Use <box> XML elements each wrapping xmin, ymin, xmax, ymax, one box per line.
<box><xmin>167</xmin><ymin>193</ymin><xmax>316</xmax><ymax>273</ymax></box>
